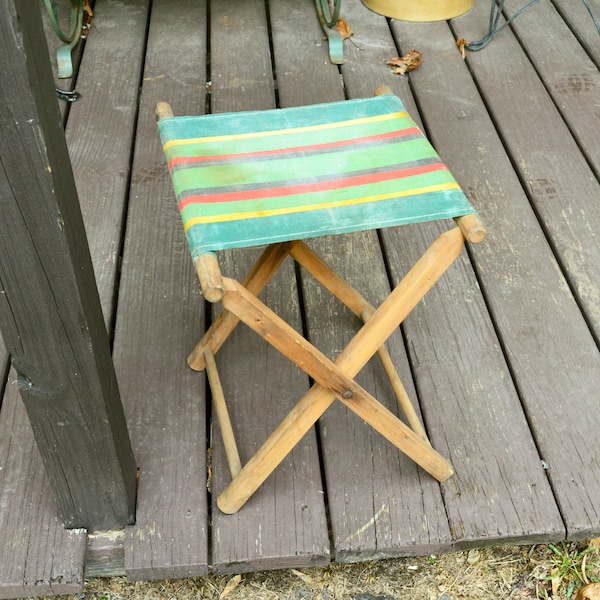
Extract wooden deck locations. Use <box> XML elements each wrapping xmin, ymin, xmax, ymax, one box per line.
<box><xmin>1</xmin><ymin>0</ymin><xmax>600</xmax><ymax>596</ymax></box>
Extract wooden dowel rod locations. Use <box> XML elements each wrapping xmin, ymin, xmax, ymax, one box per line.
<box><xmin>196</xmin><ymin>253</ymin><xmax>225</xmax><ymax>303</ymax></box>
<box><xmin>188</xmin><ymin>243</ymin><xmax>292</xmax><ymax>370</ymax></box>
<box><xmin>456</xmin><ymin>213</ymin><xmax>486</xmax><ymax>244</ymax></box>
<box><xmin>374</xmin><ymin>85</ymin><xmax>393</xmax><ymax>96</ymax></box>
<box><xmin>289</xmin><ymin>240</ymin><xmax>372</xmax><ymax>317</ymax></box>
<box><xmin>155</xmin><ymin>101</ymin><xmax>174</xmax><ymax>121</ymax></box>
<box><xmin>359</xmin><ymin>310</ymin><xmax>429</xmax><ymax>444</ymax></box>
<box><xmin>204</xmin><ymin>350</ymin><xmax>242</xmax><ymax>479</ymax></box>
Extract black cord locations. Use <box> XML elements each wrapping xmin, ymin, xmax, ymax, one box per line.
<box><xmin>581</xmin><ymin>0</ymin><xmax>600</xmax><ymax>35</ymax></box>
<box><xmin>465</xmin><ymin>0</ymin><xmax>600</xmax><ymax>52</ymax></box>
<box><xmin>465</xmin><ymin>0</ymin><xmax>541</xmax><ymax>51</ymax></box>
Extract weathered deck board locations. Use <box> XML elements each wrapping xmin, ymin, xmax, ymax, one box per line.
<box><xmin>550</xmin><ymin>0</ymin><xmax>600</xmax><ymax>66</ymax></box>
<box><xmin>209</xmin><ymin>0</ymin><xmax>330</xmax><ymax>573</ymax></box>
<box><xmin>449</xmin><ymin>4</ymin><xmax>600</xmax><ymax>538</ymax></box>
<box><xmin>113</xmin><ymin>0</ymin><xmax>210</xmax><ymax>581</ymax></box>
<box><xmin>275</xmin><ymin>0</ymin><xmax>453</xmax><ymax>560</ymax></box>
<box><xmin>391</xmin><ymin>16</ymin><xmax>600</xmax><ymax>539</ymax></box>
<box><xmin>337</xmin><ymin>0</ymin><xmax>564</xmax><ymax>548</ymax></box>
<box><xmin>452</xmin><ymin>0</ymin><xmax>600</xmax><ymax>338</ymax></box>
<box><xmin>0</xmin><ymin>377</ymin><xmax>87</xmax><ymax>599</ymax></box>
<box><xmin>210</xmin><ymin>251</ymin><xmax>330</xmax><ymax>573</ymax></box>
<box><xmin>504</xmin><ymin>0</ymin><xmax>600</xmax><ymax>177</ymax></box>
<box><xmin>269</xmin><ymin>0</ymin><xmax>345</xmax><ymax>107</ymax></box>
<box><xmin>65</xmin><ymin>0</ymin><xmax>150</xmax><ymax>322</ymax></box>
<box><xmin>302</xmin><ymin>232</ymin><xmax>454</xmax><ymax>560</ymax></box>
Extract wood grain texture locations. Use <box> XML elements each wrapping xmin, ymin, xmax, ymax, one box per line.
<box><xmin>449</xmin><ymin>3</ymin><xmax>600</xmax><ymax>539</ymax></box>
<box><xmin>114</xmin><ymin>0</ymin><xmax>210</xmax><ymax>581</ymax></box>
<box><xmin>453</xmin><ymin>0</ymin><xmax>600</xmax><ymax>382</ymax></box>
<box><xmin>209</xmin><ymin>0</ymin><xmax>329</xmax><ymax>572</ymax></box>
<box><xmin>66</xmin><ymin>0</ymin><xmax>151</xmax><ymax>323</ymax></box>
<box><xmin>337</xmin><ymin>0</ymin><xmax>565</xmax><ymax>547</ymax></box>
<box><xmin>85</xmin><ymin>530</ymin><xmax>126</xmax><ymax>578</ymax></box>
<box><xmin>391</xmin><ymin>17</ymin><xmax>599</xmax><ymax>539</ymax></box>
<box><xmin>268</xmin><ymin>0</ymin><xmax>345</xmax><ymax>107</ymax></box>
<box><xmin>0</xmin><ymin>0</ymin><xmax>136</xmax><ymax>531</ymax></box>
<box><xmin>211</xmin><ymin>251</ymin><xmax>330</xmax><ymax>572</ymax></box>
<box><xmin>211</xmin><ymin>0</ymin><xmax>275</xmax><ymax>113</ymax></box>
<box><xmin>6</xmin><ymin>0</ymin><xmax>600</xmax><ymax>590</ymax></box>
<box><xmin>272</xmin><ymin>0</ymin><xmax>451</xmax><ymax>560</ymax></box>
<box><xmin>550</xmin><ymin>0</ymin><xmax>600</xmax><ymax>66</ymax></box>
<box><xmin>0</xmin><ymin>376</ymin><xmax>86</xmax><ymax>599</ymax></box>
<box><xmin>455</xmin><ymin>1</ymin><xmax>600</xmax><ymax>339</ymax></box>
<box><xmin>384</xmin><ymin>220</ymin><xmax>565</xmax><ymax>546</ymax></box>
<box><xmin>302</xmin><ymin>232</ymin><xmax>454</xmax><ymax>560</ymax></box>
<box><xmin>501</xmin><ymin>0</ymin><xmax>600</xmax><ymax>177</ymax></box>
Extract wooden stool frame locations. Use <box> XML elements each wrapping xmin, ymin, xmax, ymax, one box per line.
<box><xmin>156</xmin><ymin>95</ymin><xmax>485</xmax><ymax>514</ymax></box>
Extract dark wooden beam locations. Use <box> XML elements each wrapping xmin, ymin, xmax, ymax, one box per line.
<box><xmin>0</xmin><ymin>0</ymin><xmax>137</xmax><ymax>530</ymax></box>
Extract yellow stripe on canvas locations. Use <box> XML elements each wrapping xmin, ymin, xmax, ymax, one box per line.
<box><xmin>182</xmin><ymin>182</ymin><xmax>460</xmax><ymax>232</ymax></box>
<box><xmin>164</xmin><ymin>111</ymin><xmax>409</xmax><ymax>152</ymax></box>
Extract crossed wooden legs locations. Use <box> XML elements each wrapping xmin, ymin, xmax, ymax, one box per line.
<box><xmin>190</xmin><ymin>224</ymin><xmax>474</xmax><ymax>514</ymax></box>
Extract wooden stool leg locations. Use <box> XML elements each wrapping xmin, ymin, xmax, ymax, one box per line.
<box><xmin>360</xmin><ymin>309</ymin><xmax>429</xmax><ymax>443</ymax></box>
<box><xmin>217</xmin><ymin>382</ymin><xmax>337</xmax><ymax>514</ymax></box>
<box><xmin>290</xmin><ymin>240</ymin><xmax>373</xmax><ymax>316</ymax></box>
<box><xmin>204</xmin><ymin>349</ymin><xmax>242</xmax><ymax>479</ymax></box>
<box><xmin>291</xmin><ymin>240</ymin><xmax>429</xmax><ymax>443</ymax></box>
<box><xmin>188</xmin><ymin>242</ymin><xmax>293</xmax><ymax>370</ymax></box>
<box><xmin>216</xmin><ymin>227</ymin><xmax>465</xmax><ymax>513</ymax></box>
<box><xmin>216</xmin><ymin>280</ymin><xmax>453</xmax><ymax>513</ymax></box>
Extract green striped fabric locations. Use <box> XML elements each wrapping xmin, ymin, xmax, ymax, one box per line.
<box><xmin>158</xmin><ymin>95</ymin><xmax>476</xmax><ymax>260</ymax></box>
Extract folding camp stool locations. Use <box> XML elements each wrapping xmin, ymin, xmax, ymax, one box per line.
<box><xmin>156</xmin><ymin>87</ymin><xmax>485</xmax><ymax>514</ymax></box>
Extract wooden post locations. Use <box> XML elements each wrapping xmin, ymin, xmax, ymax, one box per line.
<box><xmin>0</xmin><ymin>0</ymin><xmax>137</xmax><ymax>530</ymax></box>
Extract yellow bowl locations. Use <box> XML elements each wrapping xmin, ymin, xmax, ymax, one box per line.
<box><xmin>361</xmin><ymin>0</ymin><xmax>474</xmax><ymax>21</ymax></box>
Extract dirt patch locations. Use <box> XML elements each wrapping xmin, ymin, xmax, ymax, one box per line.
<box><xmin>45</xmin><ymin>541</ymin><xmax>600</xmax><ymax>600</ymax></box>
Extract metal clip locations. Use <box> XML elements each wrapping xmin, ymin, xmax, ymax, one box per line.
<box><xmin>55</xmin><ymin>88</ymin><xmax>82</xmax><ymax>102</ymax></box>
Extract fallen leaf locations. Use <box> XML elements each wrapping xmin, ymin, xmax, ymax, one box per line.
<box><xmin>336</xmin><ymin>17</ymin><xmax>354</xmax><ymax>40</ymax></box>
<box><xmin>575</xmin><ymin>583</ymin><xmax>600</xmax><ymax>600</ymax></box>
<box><xmin>386</xmin><ymin>49</ymin><xmax>423</xmax><ymax>75</ymax></box>
<box><xmin>291</xmin><ymin>568</ymin><xmax>313</xmax><ymax>584</ymax></box>
<box><xmin>583</xmin><ymin>552</ymin><xmax>590</xmax><ymax>585</ymax></box>
<box><xmin>81</xmin><ymin>0</ymin><xmax>94</xmax><ymax>39</ymax></box>
<box><xmin>220</xmin><ymin>574</ymin><xmax>242</xmax><ymax>599</ymax></box>
<box><xmin>589</xmin><ymin>538</ymin><xmax>600</xmax><ymax>550</ymax></box>
<box><xmin>456</xmin><ymin>36</ymin><xmax>468</xmax><ymax>59</ymax></box>
<box><xmin>551</xmin><ymin>567</ymin><xmax>561</xmax><ymax>597</ymax></box>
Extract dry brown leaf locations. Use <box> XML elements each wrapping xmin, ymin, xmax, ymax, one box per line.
<box><xmin>456</xmin><ymin>36</ymin><xmax>468</xmax><ymax>59</ymax></box>
<box><xmin>551</xmin><ymin>567</ymin><xmax>561</xmax><ymax>597</ymax></box>
<box><xmin>386</xmin><ymin>49</ymin><xmax>423</xmax><ymax>75</ymax></box>
<box><xmin>220</xmin><ymin>574</ymin><xmax>242</xmax><ymax>599</ymax></box>
<box><xmin>291</xmin><ymin>568</ymin><xmax>313</xmax><ymax>584</ymax></box>
<box><xmin>575</xmin><ymin>583</ymin><xmax>600</xmax><ymax>600</ymax></box>
<box><xmin>336</xmin><ymin>17</ymin><xmax>353</xmax><ymax>40</ymax></box>
<box><xmin>583</xmin><ymin>552</ymin><xmax>591</xmax><ymax>585</ymax></box>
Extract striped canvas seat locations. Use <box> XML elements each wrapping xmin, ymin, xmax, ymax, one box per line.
<box><xmin>158</xmin><ymin>94</ymin><xmax>476</xmax><ymax>260</ymax></box>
